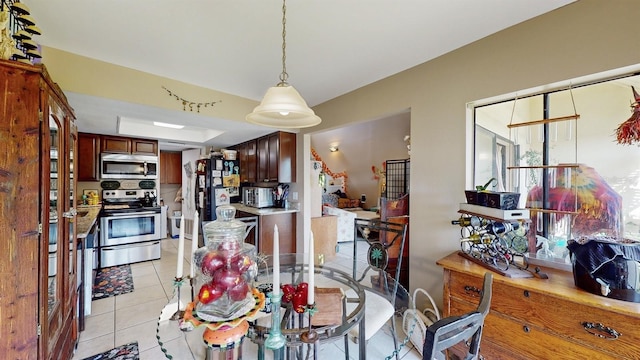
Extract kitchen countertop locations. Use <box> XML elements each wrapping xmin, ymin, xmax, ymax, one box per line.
<box><xmin>232</xmin><ymin>203</ymin><xmax>299</xmax><ymax>216</ymax></box>
<box><xmin>76</xmin><ymin>205</ymin><xmax>101</xmax><ymax>238</ymax></box>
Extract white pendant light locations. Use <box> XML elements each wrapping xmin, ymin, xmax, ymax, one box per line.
<box><xmin>246</xmin><ymin>0</ymin><xmax>321</xmax><ymax>129</ymax></box>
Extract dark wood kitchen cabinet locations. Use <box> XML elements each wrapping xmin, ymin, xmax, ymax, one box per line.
<box><xmin>259</xmin><ymin>212</ymin><xmax>296</xmax><ymax>254</ymax></box>
<box><xmin>160</xmin><ymin>151</ymin><xmax>182</xmax><ymax>184</ymax></box>
<box><xmin>0</xmin><ymin>60</ymin><xmax>79</xmax><ymax>360</ymax></box>
<box><xmin>236</xmin><ymin>210</ymin><xmax>296</xmax><ymax>254</ymax></box>
<box><xmin>78</xmin><ymin>132</ymin><xmax>100</xmax><ymax>181</ymax></box>
<box><xmin>256</xmin><ymin>131</ymin><xmax>296</xmax><ymax>183</ymax></box>
<box><xmin>235</xmin><ymin>139</ymin><xmax>257</xmax><ymax>183</ymax></box>
<box><xmin>101</xmin><ymin>135</ymin><xmax>158</xmax><ymax>155</ymax></box>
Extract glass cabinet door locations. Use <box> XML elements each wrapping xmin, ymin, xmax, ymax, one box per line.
<box><xmin>48</xmin><ymin>114</ymin><xmax>61</xmax><ymax>317</ymax></box>
<box><xmin>67</xmin><ymin>126</ymin><xmax>77</xmax><ymax>299</ymax></box>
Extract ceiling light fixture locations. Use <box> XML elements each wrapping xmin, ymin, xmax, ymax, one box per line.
<box><xmin>246</xmin><ymin>0</ymin><xmax>321</xmax><ymax>129</ymax></box>
<box><xmin>329</xmin><ymin>145</ymin><xmax>339</xmax><ymax>152</ymax></box>
<box><xmin>153</xmin><ymin>121</ymin><xmax>184</xmax><ymax>129</ymax></box>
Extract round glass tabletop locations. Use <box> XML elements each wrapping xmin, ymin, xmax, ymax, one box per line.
<box><xmin>156</xmin><ymin>250</ymin><xmax>412</xmax><ymax>360</ymax></box>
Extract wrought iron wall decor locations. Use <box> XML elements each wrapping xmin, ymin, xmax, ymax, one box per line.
<box><xmin>162</xmin><ymin>86</ymin><xmax>222</xmax><ymax>113</ymax></box>
<box><xmin>0</xmin><ymin>0</ymin><xmax>42</xmax><ymax>63</ymax></box>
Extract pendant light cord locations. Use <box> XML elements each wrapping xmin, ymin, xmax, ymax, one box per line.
<box><xmin>279</xmin><ymin>0</ymin><xmax>289</xmax><ymax>85</ymax></box>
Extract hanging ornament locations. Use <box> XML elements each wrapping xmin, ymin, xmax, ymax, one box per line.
<box><xmin>615</xmin><ymin>86</ymin><xmax>640</xmax><ymax>145</ymax></box>
<box><xmin>161</xmin><ymin>86</ymin><xmax>222</xmax><ymax>112</ymax></box>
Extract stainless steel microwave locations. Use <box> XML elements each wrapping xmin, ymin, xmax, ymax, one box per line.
<box><xmin>100</xmin><ymin>154</ymin><xmax>158</xmax><ymax>179</ymax></box>
<box><xmin>243</xmin><ymin>187</ymin><xmax>274</xmax><ymax>208</ymax></box>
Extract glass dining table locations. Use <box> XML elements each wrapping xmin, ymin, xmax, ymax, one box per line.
<box><xmin>156</xmin><ymin>249</ymin><xmax>411</xmax><ymax>360</ymax></box>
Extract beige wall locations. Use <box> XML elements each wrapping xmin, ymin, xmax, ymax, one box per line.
<box><xmin>42</xmin><ymin>0</ymin><xmax>640</xmax><ymax>306</ymax></box>
<box><xmin>304</xmin><ymin>0</ymin><xmax>640</xmax><ymax>303</ymax></box>
<box><xmin>42</xmin><ymin>46</ymin><xmax>259</xmax><ymax>123</ymax></box>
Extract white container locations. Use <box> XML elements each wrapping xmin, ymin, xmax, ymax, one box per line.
<box><xmin>459</xmin><ymin>203</ymin><xmax>530</xmax><ymax>220</ymax></box>
<box><xmin>222</xmin><ymin>149</ymin><xmax>237</xmax><ymax>160</ymax></box>
<box><xmin>169</xmin><ymin>215</ymin><xmax>181</xmax><ymax>238</ymax></box>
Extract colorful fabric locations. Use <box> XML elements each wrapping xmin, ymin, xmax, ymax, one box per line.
<box><xmin>526</xmin><ymin>164</ymin><xmax>622</xmax><ymax>238</ymax></box>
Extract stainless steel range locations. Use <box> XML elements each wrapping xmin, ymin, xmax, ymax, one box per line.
<box><xmin>99</xmin><ymin>189</ymin><xmax>162</xmax><ymax>268</ymax></box>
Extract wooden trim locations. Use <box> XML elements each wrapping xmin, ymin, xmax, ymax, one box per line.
<box><xmin>527</xmin><ymin>208</ymin><xmax>579</xmax><ymax>215</ymax></box>
<box><xmin>507</xmin><ymin>164</ymin><xmax>579</xmax><ymax>170</ymax></box>
<box><xmin>507</xmin><ymin>114</ymin><xmax>579</xmax><ymax>128</ymax></box>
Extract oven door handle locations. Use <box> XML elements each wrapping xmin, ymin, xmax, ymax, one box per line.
<box><xmin>107</xmin><ymin>210</ymin><xmax>160</xmax><ymax>217</ymax></box>
<box><xmin>143</xmin><ymin>161</ymin><xmax>148</xmax><ymax>176</ymax></box>
<box><xmin>102</xmin><ymin>241</ymin><xmax>161</xmax><ymax>250</ymax></box>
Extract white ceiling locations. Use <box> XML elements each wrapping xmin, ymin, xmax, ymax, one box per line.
<box><xmin>26</xmin><ymin>0</ymin><xmax>574</xmax><ymax>150</ymax></box>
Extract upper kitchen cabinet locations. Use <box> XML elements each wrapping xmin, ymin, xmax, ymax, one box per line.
<box><xmin>256</xmin><ymin>131</ymin><xmax>296</xmax><ymax>183</ymax></box>
<box><xmin>0</xmin><ymin>60</ymin><xmax>78</xmax><ymax>360</ymax></box>
<box><xmin>160</xmin><ymin>151</ymin><xmax>182</xmax><ymax>184</ymax></box>
<box><xmin>77</xmin><ymin>133</ymin><xmax>100</xmax><ymax>181</ymax></box>
<box><xmin>235</xmin><ymin>140</ymin><xmax>257</xmax><ymax>183</ymax></box>
<box><xmin>101</xmin><ymin>135</ymin><xmax>158</xmax><ymax>155</ymax></box>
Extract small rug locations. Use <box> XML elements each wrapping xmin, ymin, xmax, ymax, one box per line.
<box><xmin>82</xmin><ymin>341</ymin><xmax>139</xmax><ymax>360</ymax></box>
<box><xmin>92</xmin><ymin>264</ymin><xmax>134</xmax><ymax>300</ymax></box>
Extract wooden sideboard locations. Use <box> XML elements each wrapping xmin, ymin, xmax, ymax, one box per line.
<box><xmin>437</xmin><ymin>252</ymin><xmax>640</xmax><ymax>360</ymax></box>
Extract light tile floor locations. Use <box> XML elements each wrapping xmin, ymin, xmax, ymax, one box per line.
<box><xmin>72</xmin><ymin>238</ymin><xmax>423</xmax><ymax>360</ymax></box>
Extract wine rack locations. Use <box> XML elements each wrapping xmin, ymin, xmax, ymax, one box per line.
<box><xmin>453</xmin><ymin>205</ymin><xmax>544</xmax><ymax>278</ymax></box>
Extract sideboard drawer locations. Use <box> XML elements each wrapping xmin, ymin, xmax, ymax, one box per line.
<box><xmin>438</xmin><ymin>253</ymin><xmax>640</xmax><ymax>360</ymax></box>
<box><xmin>448</xmin><ymin>270</ymin><xmax>638</xmax><ymax>358</ymax></box>
<box><xmin>450</xmin><ymin>299</ymin><xmax>618</xmax><ymax>360</ymax></box>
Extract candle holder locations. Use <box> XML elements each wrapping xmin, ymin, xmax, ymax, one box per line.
<box><xmin>189</xmin><ymin>275</ymin><xmax>196</xmax><ymax>302</ymax></box>
<box><xmin>170</xmin><ymin>277</ymin><xmax>185</xmax><ymax>321</ymax></box>
<box><xmin>265</xmin><ymin>292</ymin><xmax>287</xmax><ymax>350</ymax></box>
<box><xmin>300</xmin><ymin>303</ymin><xmax>319</xmax><ymax>343</ymax></box>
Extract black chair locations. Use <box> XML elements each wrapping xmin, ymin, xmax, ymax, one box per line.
<box><xmin>423</xmin><ymin>272</ymin><xmax>493</xmax><ymax>360</ymax></box>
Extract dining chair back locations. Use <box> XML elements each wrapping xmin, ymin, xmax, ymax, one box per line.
<box><xmin>422</xmin><ymin>272</ymin><xmax>493</xmax><ymax>360</ymax></box>
<box><xmin>344</xmin><ymin>218</ymin><xmax>409</xmax><ymax>360</ymax></box>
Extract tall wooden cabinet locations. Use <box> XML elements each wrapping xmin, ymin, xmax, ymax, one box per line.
<box><xmin>0</xmin><ymin>60</ymin><xmax>78</xmax><ymax>360</ymax></box>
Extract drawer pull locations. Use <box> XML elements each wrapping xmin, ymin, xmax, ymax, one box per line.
<box><xmin>523</xmin><ymin>290</ymin><xmax>530</xmax><ymax>298</ymax></box>
<box><xmin>582</xmin><ymin>322</ymin><xmax>621</xmax><ymax>340</ymax></box>
<box><xmin>523</xmin><ymin>325</ymin><xmax>530</xmax><ymax>333</ymax></box>
<box><xmin>463</xmin><ymin>285</ymin><xmax>481</xmax><ymax>296</ymax></box>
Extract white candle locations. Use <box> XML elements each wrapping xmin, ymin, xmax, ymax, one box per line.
<box><xmin>190</xmin><ymin>210</ymin><xmax>199</xmax><ymax>278</ymax></box>
<box><xmin>308</xmin><ymin>231</ymin><xmax>315</xmax><ymax>305</ymax></box>
<box><xmin>272</xmin><ymin>225</ymin><xmax>280</xmax><ymax>295</ymax></box>
<box><xmin>176</xmin><ymin>214</ymin><xmax>185</xmax><ymax>278</ymax></box>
